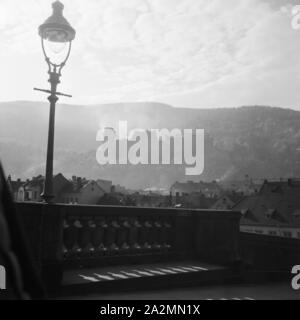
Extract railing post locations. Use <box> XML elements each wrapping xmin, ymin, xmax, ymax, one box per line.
<box><xmin>40</xmin><ymin>204</ymin><xmax>64</xmax><ymax>292</ymax></box>
<box><xmin>194</xmin><ymin>211</ymin><xmax>241</xmax><ymax>265</ymax></box>
<box><xmin>174</xmin><ymin>210</ymin><xmax>195</xmax><ymax>259</ymax></box>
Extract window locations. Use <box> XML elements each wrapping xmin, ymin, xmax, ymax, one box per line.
<box><xmin>292</xmin><ymin>210</ymin><xmax>300</xmax><ymax>218</ymax></box>
<box><xmin>271</xmin><ymin>185</ymin><xmax>283</xmax><ymax>193</ymax></box>
<box><xmin>241</xmin><ymin>209</ymin><xmax>250</xmax><ymax>216</ymax></box>
<box><xmin>268</xmin><ymin>231</ymin><xmax>277</xmax><ymax>236</ymax></box>
<box><xmin>282</xmin><ymin>231</ymin><xmax>292</xmax><ymax>238</ymax></box>
<box><xmin>255</xmin><ymin>229</ymin><xmax>263</xmax><ymax>234</ymax></box>
<box><xmin>265</xmin><ymin>209</ymin><xmax>276</xmax><ymax>219</ymax></box>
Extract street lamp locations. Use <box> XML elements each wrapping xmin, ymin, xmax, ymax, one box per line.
<box><xmin>35</xmin><ymin>1</ymin><xmax>76</xmax><ymax>203</ymax></box>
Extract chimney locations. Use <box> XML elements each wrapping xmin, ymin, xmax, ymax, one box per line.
<box><xmin>77</xmin><ymin>177</ymin><xmax>82</xmax><ymax>188</ymax></box>
<box><xmin>72</xmin><ymin>176</ymin><xmax>77</xmax><ymax>191</ymax></box>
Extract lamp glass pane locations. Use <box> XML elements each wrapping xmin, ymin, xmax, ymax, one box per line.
<box><xmin>43</xmin><ymin>38</ymin><xmax>70</xmax><ymax>65</ymax></box>
<box><xmin>48</xmin><ymin>41</ymin><xmax>67</xmax><ymax>54</ymax></box>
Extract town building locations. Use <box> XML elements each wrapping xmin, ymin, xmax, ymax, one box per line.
<box><xmin>172</xmin><ymin>192</ymin><xmax>216</xmax><ymax>209</ymax></box>
<box><xmin>210</xmin><ymin>192</ymin><xmax>244</xmax><ymax>210</ymax></box>
<box><xmin>6</xmin><ymin>176</ymin><xmax>25</xmax><ymax>201</ymax></box>
<box><xmin>17</xmin><ymin>173</ymin><xmax>70</xmax><ymax>203</ymax></box>
<box><xmin>170</xmin><ymin>180</ymin><xmax>222</xmax><ymax>198</ymax></box>
<box><xmin>17</xmin><ymin>175</ymin><xmax>44</xmax><ymax>202</ymax></box>
<box><xmin>61</xmin><ymin>176</ymin><xmax>106</xmax><ymax>205</ymax></box>
<box><xmin>219</xmin><ymin>178</ymin><xmax>261</xmax><ymax>196</ymax></box>
<box><xmin>131</xmin><ymin>192</ymin><xmax>170</xmax><ymax>208</ymax></box>
<box><xmin>211</xmin><ymin>195</ymin><xmax>236</xmax><ymax>210</ymax></box>
<box><xmin>96</xmin><ymin>179</ymin><xmax>113</xmax><ymax>194</ymax></box>
<box><xmin>233</xmin><ymin>179</ymin><xmax>300</xmax><ymax>239</ymax></box>
<box><xmin>114</xmin><ymin>184</ymin><xmax>129</xmax><ymax>194</ymax></box>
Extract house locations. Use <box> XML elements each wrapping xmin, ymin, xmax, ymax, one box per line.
<box><xmin>114</xmin><ymin>184</ymin><xmax>129</xmax><ymax>194</ymax></box>
<box><xmin>170</xmin><ymin>180</ymin><xmax>222</xmax><ymax>198</ymax></box>
<box><xmin>6</xmin><ymin>176</ymin><xmax>25</xmax><ymax>201</ymax></box>
<box><xmin>171</xmin><ymin>192</ymin><xmax>216</xmax><ymax>209</ymax></box>
<box><xmin>211</xmin><ymin>195</ymin><xmax>236</xmax><ymax>210</ymax></box>
<box><xmin>17</xmin><ymin>173</ymin><xmax>70</xmax><ymax>203</ymax></box>
<box><xmin>219</xmin><ymin>179</ymin><xmax>261</xmax><ymax>196</ymax></box>
<box><xmin>17</xmin><ymin>175</ymin><xmax>44</xmax><ymax>202</ymax></box>
<box><xmin>61</xmin><ymin>176</ymin><xmax>105</xmax><ymax>205</ymax></box>
<box><xmin>96</xmin><ymin>179</ymin><xmax>113</xmax><ymax>194</ymax></box>
<box><xmin>211</xmin><ymin>192</ymin><xmax>244</xmax><ymax>210</ymax></box>
<box><xmin>98</xmin><ymin>192</ymin><xmax>136</xmax><ymax>206</ymax></box>
<box><xmin>233</xmin><ymin>179</ymin><xmax>300</xmax><ymax>239</ymax></box>
<box><xmin>131</xmin><ymin>192</ymin><xmax>170</xmax><ymax>208</ymax></box>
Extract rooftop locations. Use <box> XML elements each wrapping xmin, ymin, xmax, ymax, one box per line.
<box><xmin>234</xmin><ymin>179</ymin><xmax>300</xmax><ymax>227</ymax></box>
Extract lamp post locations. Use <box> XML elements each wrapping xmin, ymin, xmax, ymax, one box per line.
<box><xmin>35</xmin><ymin>1</ymin><xmax>76</xmax><ymax>203</ymax></box>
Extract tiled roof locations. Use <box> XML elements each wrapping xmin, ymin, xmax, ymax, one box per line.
<box><xmin>233</xmin><ymin>180</ymin><xmax>300</xmax><ymax>228</ymax></box>
<box><xmin>62</xmin><ymin>180</ymin><xmax>104</xmax><ymax>194</ymax></box>
<box><xmin>61</xmin><ymin>182</ymin><xmax>84</xmax><ymax>194</ymax></box>
<box><xmin>8</xmin><ymin>180</ymin><xmax>24</xmax><ymax>193</ymax></box>
<box><xmin>171</xmin><ymin>181</ymin><xmax>221</xmax><ymax>194</ymax></box>
<box><xmin>24</xmin><ymin>175</ymin><xmax>44</xmax><ymax>188</ymax></box>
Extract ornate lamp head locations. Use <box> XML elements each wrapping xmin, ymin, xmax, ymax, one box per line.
<box><xmin>39</xmin><ymin>1</ymin><xmax>76</xmax><ymax>67</ymax></box>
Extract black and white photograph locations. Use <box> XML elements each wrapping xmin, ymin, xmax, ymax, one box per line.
<box><xmin>0</xmin><ymin>0</ymin><xmax>300</xmax><ymax>305</ymax></box>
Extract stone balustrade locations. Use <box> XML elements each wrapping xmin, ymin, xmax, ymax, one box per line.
<box><xmin>15</xmin><ymin>202</ymin><xmax>241</xmax><ymax>290</ymax></box>
<box><xmin>62</xmin><ymin>214</ymin><xmax>173</xmax><ymax>261</ymax></box>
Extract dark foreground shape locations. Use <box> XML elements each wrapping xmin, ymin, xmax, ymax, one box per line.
<box><xmin>0</xmin><ymin>163</ymin><xmax>45</xmax><ymax>300</ymax></box>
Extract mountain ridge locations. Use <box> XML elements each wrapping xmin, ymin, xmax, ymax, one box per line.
<box><xmin>1</xmin><ymin>101</ymin><xmax>300</xmax><ymax>189</ymax></box>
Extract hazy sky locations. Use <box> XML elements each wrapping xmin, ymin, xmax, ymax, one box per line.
<box><xmin>0</xmin><ymin>0</ymin><xmax>300</xmax><ymax>109</ymax></box>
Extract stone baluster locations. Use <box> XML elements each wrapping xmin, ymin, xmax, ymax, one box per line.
<box><xmin>62</xmin><ymin>218</ymin><xmax>71</xmax><ymax>258</ymax></box>
<box><xmin>163</xmin><ymin>220</ymin><xmax>173</xmax><ymax>251</ymax></box>
<box><xmin>102</xmin><ymin>217</ymin><xmax>112</xmax><ymax>255</ymax></box>
<box><xmin>72</xmin><ymin>218</ymin><xmax>83</xmax><ymax>258</ymax></box>
<box><xmin>128</xmin><ymin>218</ymin><xmax>142</xmax><ymax>252</ymax></box>
<box><xmin>63</xmin><ymin>216</ymin><xmax>81</xmax><ymax>259</ymax></box>
<box><xmin>138</xmin><ymin>219</ymin><xmax>147</xmax><ymax>251</ymax></box>
<box><xmin>143</xmin><ymin>220</ymin><xmax>153</xmax><ymax>251</ymax></box>
<box><xmin>79</xmin><ymin>217</ymin><xmax>96</xmax><ymax>257</ymax></box>
<box><xmin>93</xmin><ymin>217</ymin><xmax>107</xmax><ymax>255</ymax></box>
<box><xmin>153</xmin><ymin>220</ymin><xmax>163</xmax><ymax>250</ymax></box>
<box><xmin>104</xmin><ymin>219</ymin><xmax>119</xmax><ymax>254</ymax></box>
<box><xmin>117</xmin><ymin>218</ymin><xmax>130</xmax><ymax>252</ymax></box>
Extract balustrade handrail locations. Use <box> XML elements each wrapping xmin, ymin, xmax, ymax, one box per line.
<box><xmin>16</xmin><ymin>201</ymin><xmax>240</xmax><ymax>218</ymax></box>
